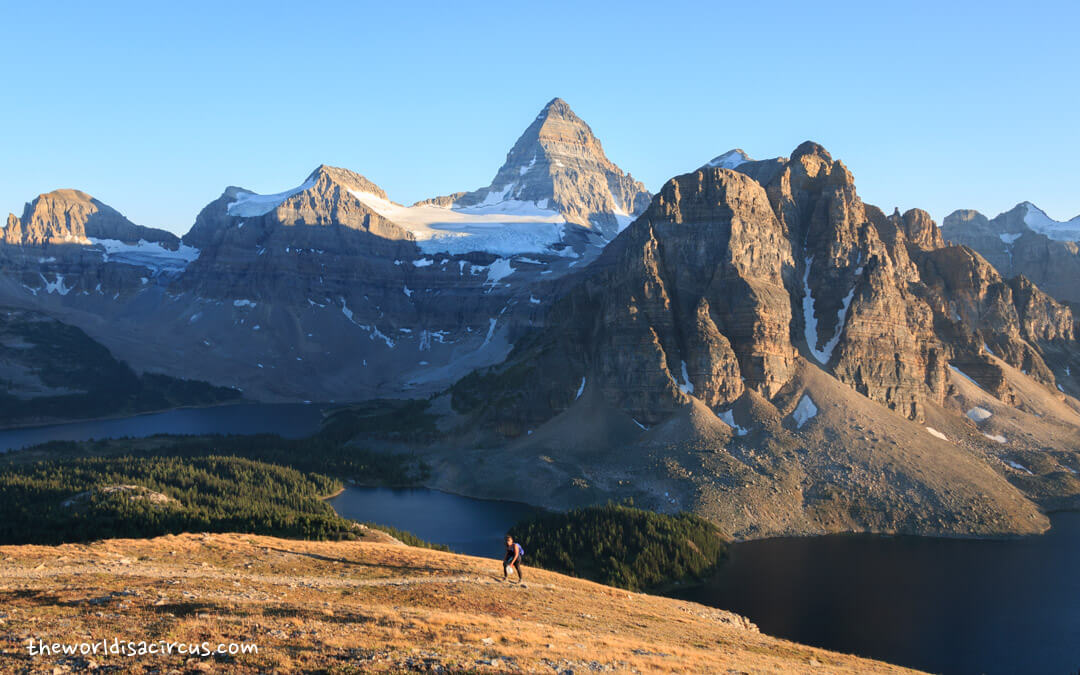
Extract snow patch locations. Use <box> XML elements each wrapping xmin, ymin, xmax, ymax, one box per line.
<box><xmin>233</xmin><ymin>299</ymin><xmax>256</xmax><ymax>308</ymax></box>
<box><xmin>967</xmin><ymin>407</ymin><xmax>993</xmax><ymax>422</ymax></box>
<box><xmin>678</xmin><ymin>361</ymin><xmax>694</xmax><ymax>394</ymax></box>
<box><xmin>90</xmin><ymin>238</ymin><xmax>200</xmax><ymax>275</ymax></box>
<box><xmin>1005</xmin><ymin>459</ymin><xmax>1033</xmax><ymax>475</ymax></box>
<box><xmin>801</xmin><ymin>257</ymin><xmax>854</xmax><ymax>364</ymax></box>
<box><xmin>949</xmin><ymin>365</ymin><xmax>983</xmax><ymax>390</ymax></box>
<box><xmin>983</xmin><ymin>433</ymin><xmax>1007</xmax><ymax>444</ymax></box>
<box><xmin>483</xmin><ymin>258</ymin><xmax>515</xmax><ymax>286</ymax></box>
<box><xmin>481</xmin><ymin>318</ymin><xmax>497</xmax><ymax>347</ymax></box>
<box><xmin>575</xmin><ymin>377</ymin><xmax>586</xmax><ymax>400</ymax></box>
<box><xmin>40</xmin><ymin>273</ymin><xmax>72</xmax><ymax>296</ymax></box>
<box><xmin>999</xmin><ymin>232</ymin><xmax>1022</xmax><ymax>245</ymax></box>
<box><xmin>925</xmin><ymin>427</ymin><xmax>948</xmax><ymax>441</ymax></box>
<box><xmin>717</xmin><ymin>409</ymin><xmax>749</xmax><ymax>436</ymax></box>
<box><xmin>227</xmin><ymin>178</ymin><xmax>316</xmax><ymax>217</ymax></box>
<box><xmin>632</xmin><ymin>418</ymin><xmax>647</xmax><ymax>431</ymax></box>
<box><xmin>339</xmin><ymin>298</ymin><xmax>354</xmax><ymax>321</ymax></box>
<box><xmin>792</xmin><ymin>394</ymin><xmax>818</xmax><ymax>429</ymax></box>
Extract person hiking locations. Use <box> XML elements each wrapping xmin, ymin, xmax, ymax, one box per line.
<box><xmin>503</xmin><ymin>535</ymin><xmax>524</xmax><ymax>583</ymax></box>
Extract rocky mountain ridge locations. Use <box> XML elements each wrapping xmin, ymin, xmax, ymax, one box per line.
<box><xmin>942</xmin><ymin>202</ymin><xmax>1080</xmax><ymax>303</ymax></box>
<box><xmin>437</xmin><ymin>141</ymin><xmax>1080</xmax><ymax>539</ymax></box>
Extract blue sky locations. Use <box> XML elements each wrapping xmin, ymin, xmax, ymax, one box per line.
<box><xmin>2</xmin><ymin>1</ymin><xmax>1077</xmax><ymax>235</ymax></box>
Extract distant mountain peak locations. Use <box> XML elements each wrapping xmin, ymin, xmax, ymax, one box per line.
<box><xmin>2</xmin><ymin>189</ymin><xmax>177</xmax><ymax>248</ymax></box>
<box><xmin>443</xmin><ymin>99</ymin><xmax>651</xmax><ymax>238</ymax></box>
<box><xmin>703</xmin><ymin>149</ymin><xmax>753</xmax><ymax>170</ymax></box>
<box><xmin>539</xmin><ymin>97</ymin><xmax>575</xmax><ymax>119</ymax></box>
<box><xmin>792</xmin><ymin>141</ymin><xmax>833</xmax><ymax>161</ymax></box>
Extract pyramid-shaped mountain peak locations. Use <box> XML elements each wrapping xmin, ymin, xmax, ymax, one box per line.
<box><xmin>304</xmin><ymin>164</ymin><xmax>388</xmax><ymax>200</ymax></box>
<box><xmin>441</xmin><ymin>99</ymin><xmax>651</xmax><ymax>238</ymax></box>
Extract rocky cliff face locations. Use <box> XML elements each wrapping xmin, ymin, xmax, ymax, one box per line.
<box><xmin>943</xmin><ymin>202</ymin><xmax>1080</xmax><ymax>303</ymax></box>
<box><xmin>429</xmin><ymin>98</ymin><xmax>651</xmax><ymax>239</ymax></box>
<box><xmin>459</xmin><ymin>142</ymin><xmax>982</xmax><ymax>426</ymax></box>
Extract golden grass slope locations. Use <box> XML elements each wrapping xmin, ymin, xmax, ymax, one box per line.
<box><xmin>0</xmin><ymin>533</ymin><xmax>918</xmax><ymax>673</ymax></box>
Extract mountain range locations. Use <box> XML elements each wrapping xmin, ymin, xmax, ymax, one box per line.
<box><xmin>0</xmin><ymin>98</ymin><xmax>648</xmax><ymax>402</ymax></box>
<box><xmin>2</xmin><ymin>99</ymin><xmax>1078</xmax><ymax>539</ymax></box>
<box><xmin>942</xmin><ymin>202</ymin><xmax>1080</xmax><ymax>304</ymax></box>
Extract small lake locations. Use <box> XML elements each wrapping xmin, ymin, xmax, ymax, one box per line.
<box><xmin>328</xmin><ymin>487</ymin><xmax>545</xmax><ymax>558</ymax></box>
<box><xmin>0</xmin><ymin>403</ymin><xmax>327</xmax><ymax>453</ymax></box>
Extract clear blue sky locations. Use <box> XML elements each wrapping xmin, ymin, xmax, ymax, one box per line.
<box><xmin>2</xmin><ymin>1</ymin><xmax>1077</xmax><ymax>235</ymax></box>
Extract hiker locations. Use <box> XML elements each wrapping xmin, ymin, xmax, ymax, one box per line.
<box><xmin>503</xmin><ymin>535</ymin><xmax>524</xmax><ymax>582</ymax></box>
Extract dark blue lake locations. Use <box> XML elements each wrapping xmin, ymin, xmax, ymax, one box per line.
<box><xmin>672</xmin><ymin>512</ymin><xmax>1080</xmax><ymax>675</ymax></box>
<box><xmin>0</xmin><ymin>403</ymin><xmax>326</xmax><ymax>452</ymax></box>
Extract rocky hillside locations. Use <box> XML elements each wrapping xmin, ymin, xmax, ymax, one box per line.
<box><xmin>438</xmin><ymin>142</ymin><xmax>1080</xmax><ymax>539</ymax></box>
<box><xmin>942</xmin><ymin>202</ymin><xmax>1080</xmax><ymax>303</ymax></box>
<box><xmin>0</xmin><ymin>100</ymin><xmax>642</xmax><ymax>404</ymax></box>
<box><xmin>0</xmin><ymin>307</ymin><xmax>238</xmax><ymax>426</ymax></box>
<box><xmin>423</xmin><ymin>97</ymin><xmax>651</xmax><ymax>239</ymax></box>
<box><xmin>0</xmin><ymin>532</ymin><xmax>913</xmax><ymax>673</ymax></box>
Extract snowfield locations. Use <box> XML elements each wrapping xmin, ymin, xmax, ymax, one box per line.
<box><xmin>1022</xmin><ymin>202</ymin><xmax>1080</xmax><ymax>242</ymax></box>
<box><xmin>90</xmin><ymin>238</ymin><xmax>200</xmax><ymax>275</ymax></box>
<box><xmin>349</xmin><ymin>190</ymin><xmax>570</xmax><ymax>256</ymax></box>
<box><xmin>226</xmin><ymin>178</ymin><xmax>317</xmax><ymax>217</ymax></box>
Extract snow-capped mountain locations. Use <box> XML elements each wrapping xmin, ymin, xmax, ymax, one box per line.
<box><xmin>422</xmin><ymin>98</ymin><xmax>651</xmax><ymax>239</ymax></box>
<box><xmin>702</xmin><ymin>149</ymin><xmax>752</xmax><ymax>169</ymax></box>
<box><xmin>1018</xmin><ymin>202</ymin><xmax>1080</xmax><ymax>242</ymax></box>
<box><xmin>943</xmin><ymin>202</ymin><xmax>1080</xmax><ymax>303</ymax></box>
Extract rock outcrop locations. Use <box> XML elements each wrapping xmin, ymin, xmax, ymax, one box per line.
<box><xmin>3</xmin><ymin>189</ymin><xmax>179</xmax><ymax>248</ymax></box>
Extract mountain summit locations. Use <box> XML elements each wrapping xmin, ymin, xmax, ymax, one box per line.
<box><xmin>435</xmin><ymin>98</ymin><xmax>651</xmax><ymax>238</ymax></box>
<box><xmin>3</xmin><ymin>189</ymin><xmax>178</xmax><ymax>248</ymax></box>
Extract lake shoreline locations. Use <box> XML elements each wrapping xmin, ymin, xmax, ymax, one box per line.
<box><xmin>0</xmin><ymin>399</ymin><xmax>258</xmax><ymax>433</ymax></box>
